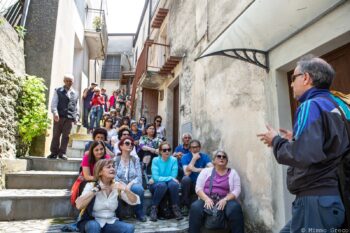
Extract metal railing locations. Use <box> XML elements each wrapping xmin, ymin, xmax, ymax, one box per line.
<box><xmin>101</xmin><ymin>65</ymin><xmax>122</xmax><ymax>80</ymax></box>
<box><xmin>147</xmin><ymin>42</ymin><xmax>170</xmax><ymax>72</ymax></box>
<box><xmin>0</xmin><ymin>0</ymin><xmax>24</xmax><ymax>27</ymax></box>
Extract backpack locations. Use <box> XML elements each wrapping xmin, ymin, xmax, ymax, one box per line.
<box><xmin>323</xmin><ymin>94</ymin><xmax>350</xmax><ymax>228</ymax></box>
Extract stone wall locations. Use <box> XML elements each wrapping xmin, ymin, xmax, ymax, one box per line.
<box><xmin>0</xmin><ymin>17</ymin><xmax>26</xmax><ymax>189</ymax></box>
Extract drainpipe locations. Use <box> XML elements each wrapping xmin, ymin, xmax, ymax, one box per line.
<box><xmin>94</xmin><ymin>59</ymin><xmax>97</xmax><ymax>83</ymax></box>
<box><xmin>148</xmin><ymin>0</ymin><xmax>151</xmax><ymax>39</ymax></box>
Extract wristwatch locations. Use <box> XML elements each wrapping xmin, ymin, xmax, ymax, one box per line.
<box><xmin>92</xmin><ymin>185</ymin><xmax>101</xmax><ymax>193</ymax></box>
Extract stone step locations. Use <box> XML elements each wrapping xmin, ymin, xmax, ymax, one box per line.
<box><xmin>72</xmin><ymin>138</ymin><xmax>91</xmax><ymax>150</ymax></box>
<box><xmin>6</xmin><ymin>171</ymin><xmax>79</xmax><ymax>189</ymax></box>
<box><xmin>0</xmin><ymin>217</ymin><xmax>189</xmax><ymax>232</ymax></box>
<box><xmin>66</xmin><ymin>147</ymin><xmax>85</xmax><ymax>158</ymax></box>
<box><xmin>0</xmin><ymin>189</ymin><xmax>77</xmax><ymax>221</ymax></box>
<box><xmin>26</xmin><ymin>156</ymin><xmax>81</xmax><ymax>171</ymax></box>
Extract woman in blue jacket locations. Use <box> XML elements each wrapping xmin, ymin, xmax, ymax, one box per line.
<box><xmin>149</xmin><ymin>141</ymin><xmax>183</xmax><ymax>221</ymax></box>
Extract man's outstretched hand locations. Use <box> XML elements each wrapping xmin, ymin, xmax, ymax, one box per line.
<box><xmin>257</xmin><ymin>124</ymin><xmax>279</xmax><ymax>147</ymax></box>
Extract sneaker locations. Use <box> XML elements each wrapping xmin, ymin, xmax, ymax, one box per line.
<box><xmin>181</xmin><ymin>205</ymin><xmax>189</xmax><ymax>216</ymax></box>
<box><xmin>58</xmin><ymin>154</ymin><xmax>68</xmax><ymax>160</ymax></box>
<box><xmin>137</xmin><ymin>215</ymin><xmax>147</xmax><ymax>222</ymax></box>
<box><xmin>149</xmin><ymin>205</ymin><xmax>158</xmax><ymax>222</ymax></box>
<box><xmin>172</xmin><ymin>205</ymin><xmax>183</xmax><ymax>220</ymax></box>
<box><xmin>47</xmin><ymin>154</ymin><xmax>57</xmax><ymax>159</ymax></box>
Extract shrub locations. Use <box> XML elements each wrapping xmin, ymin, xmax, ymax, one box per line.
<box><xmin>16</xmin><ymin>75</ymin><xmax>50</xmax><ymax>157</ymax></box>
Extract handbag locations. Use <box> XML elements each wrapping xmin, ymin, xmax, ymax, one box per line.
<box><xmin>203</xmin><ymin>168</ymin><xmax>226</xmax><ymax>230</ymax></box>
<box><xmin>70</xmin><ymin>172</ymin><xmax>87</xmax><ymax>207</ymax></box>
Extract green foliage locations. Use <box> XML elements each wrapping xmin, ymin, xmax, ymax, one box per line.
<box><xmin>14</xmin><ymin>25</ymin><xmax>27</xmax><ymax>40</ymax></box>
<box><xmin>93</xmin><ymin>16</ymin><xmax>102</xmax><ymax>31</ymax></box>
<box><xmin>0</xmin><ymin>18</ymin><xmax>4</xmax><ymax>26</ymax></box>
<box><xmin>16</xmin><ymin>75</ymin><xmax>50</xmax><ymax>156</ymax></box>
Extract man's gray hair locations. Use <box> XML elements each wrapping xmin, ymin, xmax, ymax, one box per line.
<box><xmin>182</xmin><ymin>132</ymin><xmax>192</xmax><ymax>138</ymax></box>
<box><xmin>64</xmin><ymin>73</ymin><xmax>74</xmax><ymax>81</ymax></box>
<box><xmin>297</xmin><ymin>54</ymin><xmax>335</xmax><ymax>89</ymax></box>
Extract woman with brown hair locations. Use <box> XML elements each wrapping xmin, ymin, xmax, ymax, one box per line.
<box><xmin>76</xmin><ymin>159</ymin><xmax>139</xmax><ymax>233</ymax></box>
<box><xmin>81</xmin><ymin>141</ymin><xmax>111</xmax><ymax>181</ymax></box>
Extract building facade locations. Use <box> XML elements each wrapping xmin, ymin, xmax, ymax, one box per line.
<box><xmin>24</xmin><ymin>0</ymin><xmax>108</xmax><ymax>155</ymax></box>
<box><xmin>132</xmin><ymin>0</ymin><xmax>350</xmax><ymax>231</ymax></box>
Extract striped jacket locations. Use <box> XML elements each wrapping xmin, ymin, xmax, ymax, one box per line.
<box><xmin>272</xmin><ymin>87</ymin><xmax>350</xmax><ymax>196</ymax></box>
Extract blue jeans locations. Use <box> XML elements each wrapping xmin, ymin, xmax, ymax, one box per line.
<box><xmin>189</xmin><ymin>199</ymin><xmax>244</xmax><ymax>233</ymax></box>
<box><xmin>84</xmin><ymin>219</ymin><xmax>134</xmax><ymax>233</ymax></box>
<box><xmin>150</xmin><ymin>180</ymin><xmax>180</xmax><ymax>206</ymax></box>
<box><xmin>89</xmin><ymin>106</ymin><xmax>103</xmax><ymax>130</ymax></box>
<box><xmin>83</xmin><ymin>107</ymin><xmax>91</xmax><ymax>128</ymax></box>
<box><xmin>130</xmin><ymin>183</ymin><xmax>145</xmax><ymax>218</ymax></box>
<box><xmin>280</xmin><ymin>195</ymin><xmax>345</xmax><ymax>233</ymax></box>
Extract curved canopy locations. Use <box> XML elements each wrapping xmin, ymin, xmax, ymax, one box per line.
<box><xmin>197</xmin><ymin>0</ymin><xmax>345</xmax><ymax>71</ymax></box>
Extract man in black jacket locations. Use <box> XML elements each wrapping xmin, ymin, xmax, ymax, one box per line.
<box><xmin>48</xmin><ymin>74</ymin><xmax>79</xmax><ymax>160</ymax></box>
<box><xmin>258</xmin><ymin>55</ymin><xmax>348</xmax><ymax>232</ymax></box>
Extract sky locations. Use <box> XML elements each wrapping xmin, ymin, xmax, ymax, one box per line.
<box><xmin>106</xmin><ymin>0</ymin><xmax>146</xmax><ymax>34</ymax></box>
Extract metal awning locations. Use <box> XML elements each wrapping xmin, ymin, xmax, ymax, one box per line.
<box><xmin>196</xmin><ymin>0</ymin><xmax>345</xmax><ymax>71</ymax></box>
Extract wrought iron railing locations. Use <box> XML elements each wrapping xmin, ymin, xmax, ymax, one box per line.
<box><xmin>0</xmin><ymin>0</ymin><xmax>25</xmax><ymax>27</ymax></box>
<box><xmin>101</xmin><ymin>65</ymin><xmax>122</xmax><ymax>80</ymax></box>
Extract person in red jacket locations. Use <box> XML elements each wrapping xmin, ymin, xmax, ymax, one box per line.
<box><xmin>89</xmin><ymin>87</ymin><xmax>105</xmax><ymax>131</ymax></box>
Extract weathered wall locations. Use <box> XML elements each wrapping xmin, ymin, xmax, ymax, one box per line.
<box><xmin>164</xmin><ymin>0</ymin><xmax>282</xmax><ymax>231</ymax></box>
<box><xmin>0</xmin><ymin>17</ymin><xmax>26</xmax><ymax>188</ymax></box>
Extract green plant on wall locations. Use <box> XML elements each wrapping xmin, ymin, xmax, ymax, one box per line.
<box><xmin>14</xmin><ymin>25</ymin><xmax>27</xmax><ymax>40</ymax></box>
<box><xmin>0</xmin><ymin>18</ymin><xmax>4</xmax><ymax>26</ymax></box>
<box><xmin>92</xmin><ymin>16</ymin><xmax>102</xmax><ymax>31</ymax></box>
<box><xmin>16</xmin><ymin>75</ymin><xmax>50</xmax><ymax>157</ymax></box>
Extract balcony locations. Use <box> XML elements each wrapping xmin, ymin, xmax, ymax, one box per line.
<box><xmin>84</xmin><ymin>8</ymin><xmax>108</xmax><ymax>60</ymax></box>
<box><xmin>130</xmin><ymin>40</ymin><xmax>181</xmax><ymax>116</ymax></box>
<box><xmin>101</xmin><ymin>65</ymin><xmax>122</xmax><ymax>80</ymax></box>
<box><xmin>151</xmin><ymin>8</ymin><xmax>168</xmax><ymax>28</ymax></box>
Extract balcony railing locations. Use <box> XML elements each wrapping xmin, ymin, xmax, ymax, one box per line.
<box><xmin>101</xmin><ymin>65</ymin><xmax>122</xmax><ymax>80</ymax></box>
<box><xmin>0</xmin><ymin>0</ymin><xmax>25</xmax><ymax>27</ymax></box>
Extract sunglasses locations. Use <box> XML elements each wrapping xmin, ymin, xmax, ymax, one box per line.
<box><xmin>161</xmin><ymin>148</ymin><xmax>171</xmax><ymax>153</ymax></box>
<box><xmin>156</xmin><ymin>120</ymin><xmax>162</xmax><ymax>123</ymax></box>
<box><xmin>123</xmin><ymin>141</ymin><xmax>134</xmax><ymax>147</ymax></box>
<box><xmin>216</xmin><ymin>154</ymin><xmax>227</xmax><ymax>160</ymax></box>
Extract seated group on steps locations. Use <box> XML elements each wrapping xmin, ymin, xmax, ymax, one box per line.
<box><xmin>73</xmin><ymin>117</ymin><xmax>244</xmax><ymax>233</ymax></box>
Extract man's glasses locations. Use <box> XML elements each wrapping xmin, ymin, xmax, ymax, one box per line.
<box><xmin>291</xmin><ymin>73</ymin><xmax>304</xmax><ymax>82</ymax></box>
<box><xmin>190</xmin><ymin>145</ymin><xmax>200</xmax><ymax>149</ymax></box>
<box><xmin>161</xmin><ymin>148</ymin><xmax>171</xmax><ymax>152</ymax></box>
<box><xmin>216</xmin><ymin>154</ymin><xmax>227</xmax><ymax>160</ymax></box>
<box><xmin>124</xmin><ymin>141</ymin><xmax>134</xmax><ymax>147</ymax></box>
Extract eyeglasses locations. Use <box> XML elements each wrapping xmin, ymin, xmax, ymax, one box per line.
<box><xmin>184</xmin><ymin>137</ymin><xmax>191</xmax><ymax>139</ymax></box>
<box><xmin>291</xmin><ymin>73</ymin><xmax>304</xmax><ymax>82</ymax></box>
<box><xmin>190</xmin><ymin>145</ymin><xmax>200</xmax><ymax>149</ymax></box>
<box><xmin>156</xmin><ymin>120</ymin><xmax>162</xmax><ymax>123</ymax></box>
<box><xmin>161</xmin><ymin>148</ymin><xmax>171</xmax><ymax>152</ymax></box>
<box><xmin>123</xmin><ymin>141</ymin><xmax>134</xmax><ymax>147</ymax></box>
<box><xmin>216</xmin><ymin>154</ymin><xmax>227</xmax><ymax>160</ymax></box>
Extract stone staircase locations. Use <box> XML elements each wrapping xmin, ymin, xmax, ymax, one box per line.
<box><xmin>0</xmin><ymin>136</ymin><xmax>190</xmax><ymax>232</ymax></box>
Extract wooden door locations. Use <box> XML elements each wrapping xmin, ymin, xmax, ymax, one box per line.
<box><xmin>288</xmin><ymin>42</ymin><xmax>350</xmax><ymax>122</ymax></box>
<box><xmin>142</xmin><ymin>88</ymin><xmax>159</xmax><ymax>123</ymax></box>
<box><xmin>173</xmin><ymin>84</ymin><xmax>179</xmax><ymax>149</ymax></box>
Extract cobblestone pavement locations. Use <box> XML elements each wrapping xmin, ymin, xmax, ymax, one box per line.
<box><xmin>0</xmin><ymin>217</ymin><xmax>189</xmax><ymax>233</ymax></box>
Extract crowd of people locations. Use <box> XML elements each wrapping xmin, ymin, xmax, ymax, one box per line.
<box><xmin>50</xmin><ymin>55</ymin><xmax>350</xmax><ymax>233</ymax></box>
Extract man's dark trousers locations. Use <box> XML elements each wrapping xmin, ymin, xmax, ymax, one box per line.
<box><xmin>50</xmin><ymin>117</ymin><xmax>73</xmax><ymax>156</ymax></box>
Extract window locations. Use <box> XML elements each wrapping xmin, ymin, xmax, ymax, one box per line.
<box><xmin>102</xmin><ymin>55</ymin><xmax>121</xmax><ymax>80</ymax></box>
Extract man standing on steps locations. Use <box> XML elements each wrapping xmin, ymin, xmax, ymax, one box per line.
<box><xmin>48</xmin><ymin>74</ymin><xmax>79</xmax><ymax>160</ymax></box>
<box><xmin>82</xmin><ymin>82</ymin><xmax>97</xmax><ymax>129</ymax></box>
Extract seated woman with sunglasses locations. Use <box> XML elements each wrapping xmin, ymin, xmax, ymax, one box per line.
<box><xmin>189</xmin><ymin>150</ymin><xmax>244</xmax><ymax>233</ymax></box>
<box><xmin>114</xmin><ymin>137</ymin><xmax>146</xmax><ymax>222</ymax></box>
<box><xmin>148</xmin><ymin>142</ymin><xmax>183</xmax><ymax>221</ymax></box>
<box><xmin>76</xmin><ymin>159</ymin><xmax>138</xmax><ymax>233</ymax></box>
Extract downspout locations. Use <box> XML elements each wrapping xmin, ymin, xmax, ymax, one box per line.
<box><xmin>94</xmin><ymin>59</ymin><xmax>97</xmax><ymax>83</ymax></box>
<box><xmin>148</xmin><ymin>0</ymin><xmax>152</xmax><ymax>39</ymax></box>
